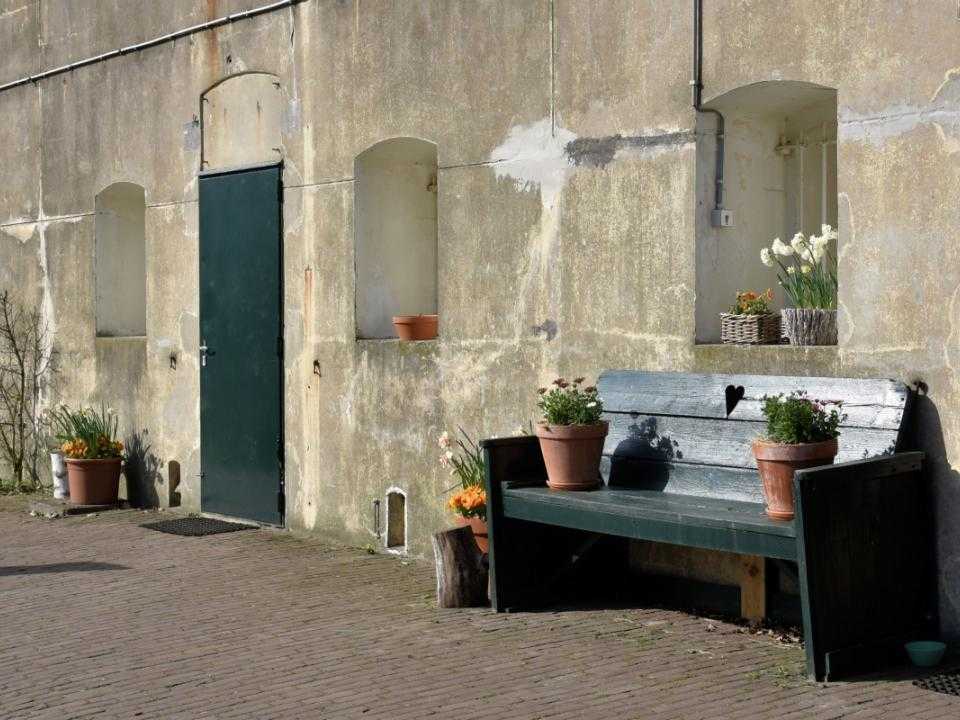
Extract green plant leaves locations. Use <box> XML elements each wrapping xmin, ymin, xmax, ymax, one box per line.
<box><xmin>537</xmin><ymin>377</ymin><xmax>603</xmax><ymax>426</ymax></box>
<box><xmin>760</xmin><ymin>392</ymin><xmax>845</xmax><ymax>444</ymax></box>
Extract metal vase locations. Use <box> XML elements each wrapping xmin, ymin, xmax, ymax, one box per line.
<box><xmin>781</xmin><ymin>308</ymin><xmax>837</xmax><ymax>346</ymax></box>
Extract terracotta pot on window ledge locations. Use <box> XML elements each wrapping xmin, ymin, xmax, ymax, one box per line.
<box><xmin>392</xmin><ymin>314</ymin><xmax>438</xmax><ymax>341</ymax></box>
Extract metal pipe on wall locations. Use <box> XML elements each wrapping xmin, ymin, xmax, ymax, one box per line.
<box><xmin>0</xmin><ymin>0</ymin><xmax>309</xmax><ymax>94</ymax></box>
<box><xmin>692</xmin><ymin>0</ymin><xmax>727</xmax><ymax>221</ymax></box>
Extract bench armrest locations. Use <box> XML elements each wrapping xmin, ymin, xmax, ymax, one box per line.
<box><xmin>794</xmin><ymin>451</ymin><xmax>933</xmax><ymax>680</ymax></box>
<box><xmin>481</xmin><ymin>435</ymin><xmax>546</xmax><ymax>487</ymax></box>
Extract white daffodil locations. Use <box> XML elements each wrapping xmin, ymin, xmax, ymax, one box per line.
<box><xmin>438</xmin><ymin>431</ymin><xmax>451</xmax><ymax>448</ymax></box>
<box><xmin>800</xmin><ymin>247</ymin><xmax>815</xmax><ymax>263</ymax></box>
<box><xmin>787</xmin><ymin>266</ymin><xmax>797</xmax><ymax>275</ymax></box>
<box><xmin>821</xmin><ymin>224</ymin><xmax>838</xmax><ymax>241</ymax></box>
<box><xmin>812</xmin><ymin>245</ymin><xmax>826</xmax><ymax>262</ymax></box>
<box><xmin>801</xmin><ymin>264</ymin><xmax>812</xmax><ymax>274</ymax></box>
<box><xmin>772</xmin><ymin>238</ymin><xmax>794</xmax><ymax>256</ymax></box>
<box><xmin>791</xmin><ymin>232</ymin><xmax>808</xmax><ymax>254</ymax></box>
<box><xmin>760</xmin><ymin>248</ymin><xmax>774</xmax><ymax>267</ymax></box>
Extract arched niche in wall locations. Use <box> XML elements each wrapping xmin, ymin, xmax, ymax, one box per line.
<box><xmin>354</xmin><ymin>138</ymin><xmax>438</xmax><ymax>339</ymax></box>
<box><xmin>201</xmin><ymin>72</ymin><xmax>283</xmax><ymax>170</ymax></box>
<box><xmin>385</xmin><ymin>488</ymin><xmax>407</xmax><ymax>550</ymax></box>
<box><xmin>695</xmin><ymin>81</ymin><xmax>838</xmax><ymax>343</ymax></box>
<box><xmin>95</xmin><ymin>182</ymin><xmax>147</xmax><ymax>337</ymax></box>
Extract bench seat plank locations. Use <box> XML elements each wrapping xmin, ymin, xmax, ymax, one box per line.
<box><xmin>502</xmin><ymin>485</ymin><xmax>798</xmax><ymax>560</ymax></box>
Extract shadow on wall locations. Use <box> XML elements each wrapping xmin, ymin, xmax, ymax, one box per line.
<box><xmin>123</xmin><ymin>429</ymin><xmax>163</xmax><ymax>508</ymax></box>
<box><xmin>911</xmin><ymin>389</ymin><xmax>960</xmax><ymax>639</ymax></box>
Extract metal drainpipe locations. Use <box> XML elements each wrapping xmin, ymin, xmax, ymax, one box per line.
<box><xmin>692</xmin><ymin>0</ymin><xmax>726</xmax><ymax>220</ymax></box>
<box><xmin>0</xmin><ymin>0</ymin><xmax>309</xmax><ymax>94</ymax></box>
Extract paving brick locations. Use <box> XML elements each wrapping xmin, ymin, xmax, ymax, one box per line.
<box><xmin>2</xmin><ymin>500</ymin><xmax>959</xmax><ymax>719</ymax></box>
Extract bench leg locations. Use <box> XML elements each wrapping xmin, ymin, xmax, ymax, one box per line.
<box><xmin>489</xmin><ymin>518</ymin><xmax>549</xmax><ymax>612</ymax></box>
<box><xmin>739</xmin><ymin>555</ymin><xmax>766</xmax><ymax>622</ymax></box>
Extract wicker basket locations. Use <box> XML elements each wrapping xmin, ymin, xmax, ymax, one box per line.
<box><xmin>719</xmin><ymin>313</ymin><xmax>781</xmax><ymax>345</ymax></box>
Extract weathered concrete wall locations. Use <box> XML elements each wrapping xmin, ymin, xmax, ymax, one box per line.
<box><xmin>1</xmin><ymin>0</ymin><xmax>959</xmax><ymax>633</ymax></box>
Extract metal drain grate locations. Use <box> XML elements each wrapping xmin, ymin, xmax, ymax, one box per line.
<box><xmin>914</xmin><ymin>671</ymin><xmax>960</xmax><ymax>696</ymax></box>
<box><xmin>141</xmin><ymin>517</ymin><xmax>257</xmax><ymax>537</ymax></box>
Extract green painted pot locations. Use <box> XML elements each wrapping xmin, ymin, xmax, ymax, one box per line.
<box><xmin>904</xmin><ymin>641</ymin><xmax>946</xmax><ymax>667</ymax></box>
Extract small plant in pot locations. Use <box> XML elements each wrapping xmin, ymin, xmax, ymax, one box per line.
<box><xmin>720</xmin><ymin>289</ymin><xmax>780</xmax><ymax>345</ymax></box>
<box><xmin>50</xmin><ymin>404</ymin><xmax>125</xmax><ymax>506</ymax></box>
<box><xmin>535</xmin><ymin>377</ymin><xmax>607</xmax><ymax>491</ymax></box>
<box><xmin>760</xmin><ymin>225</ymin><xmax>838</xmax><ymax>345</ymax></box>
<box><xmin>440</xmin><ymin>428</ymin><xmax>487</xmax><ymax>552</ymax></box>
<box><xmin>753</xmin><ymin>392</ymin><xmax>845</xmax><ymax>520</ymax></box>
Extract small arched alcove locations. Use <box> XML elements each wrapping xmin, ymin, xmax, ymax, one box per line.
<box><xmin>354</xmin><ymin>138</ymin><xmax>438</xmax><ymax>339</ymax></box>
<box><xmin>201</xmin><ymin>72</ymin><xmax>283</xmax><ymax>170</ymax></box>
<box><xmin>95</xmin><ymin>182</ymin><xmax>146</xmax><ymax>337</ymax></box>
<box><xmin>695</xmin><ymin>81</ymin><xmax>838</xmax><ymax>342</ymax></box>
<box><xmin>385</xmin><ymin>488</ymin><xmax>407</xmax><ymax>550</ymax></box>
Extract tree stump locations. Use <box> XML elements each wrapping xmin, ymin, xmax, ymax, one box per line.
<box><xmin>432</xmin><ymin>526</ymin><xmax>488</xmax><ymax>608</ymax></box>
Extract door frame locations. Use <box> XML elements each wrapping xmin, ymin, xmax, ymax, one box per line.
<box><xmin>198</xmin><ymin>160</ymin><xmax>285</xmax><ymax>526</ymax></box>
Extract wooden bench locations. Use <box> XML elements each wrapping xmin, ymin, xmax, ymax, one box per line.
<box><xmin>482</xmin><ymin>371</ymin><xmax>935</xmax><ymax>680</ymax></box>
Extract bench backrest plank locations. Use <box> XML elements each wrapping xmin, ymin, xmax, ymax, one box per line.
<box><xmin>598</xmin><ymin>370</ymin><xmax>912</xmax><ymax>503</ymax></box>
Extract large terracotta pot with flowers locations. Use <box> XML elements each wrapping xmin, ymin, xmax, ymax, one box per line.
<box><xmin>51</xmin><ymin>404</ymin><xmax>125</xmax><ymax>506</ymax></box>
<box><xmin>752</xmin><ymin>391</ymin><xmax>844</xmax><ymax>520</ymax></box>
<box><xmin>535</xmin><ymin>377</ymin><xmax>608</xmax><ymax>491</ymax></box>
<box><xmin>439</xmin><ymin>429</ymin><xmax>488</xmax><ymax>553</ymax></box>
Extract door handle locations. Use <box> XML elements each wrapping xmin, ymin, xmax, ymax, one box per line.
<box><xmin>200</xmin><ymin>341</ymin><xmax>215</xmax><ymax>367</ymax></box>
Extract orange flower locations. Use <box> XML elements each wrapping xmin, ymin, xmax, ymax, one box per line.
<box><xmin>448</xmin><ymin>485</ymin><xmax>486</xmax><ymax>518</ymax></box>
<box><xmin>61</xmin><ymin>439</ymin><xmax>89</xmax><ymax>459</ymax></box>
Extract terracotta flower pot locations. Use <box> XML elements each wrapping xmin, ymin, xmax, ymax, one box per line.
<box><xmin>392</xmin><ymin>314</ymin><xmax>438</xmax><ymax>341</ymax></box>
<box><xmin>66</xmin><ymin>457</ymin><xmax>122</xmax><ymax>506</ymax></box>
<box><xmin>752</xmin><ymin>438</ymin><xmax>838</xmax><ymax>520</ymax></box>
<box><xmin>535</xmin><ymin>422</ymin><xmax>609</xmax><ymax>491</ymax></box>
<box><xmin>456</xmin><ymin>515</ymin><xmax>489</xmax><ymax>554</ymax></box>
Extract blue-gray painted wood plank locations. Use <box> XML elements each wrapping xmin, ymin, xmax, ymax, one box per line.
<box><xmin>598</xmin><ymin>370</ymin><xmax>909</xmax><ymax>430</ymax></box>
<box><xmin>603</xmin><ymin>412</ymin><xmax>898</xmax><ymax>470</ymax></box>
<box><xmin>602</xmin><ymin>457</ymin><xmax>766</xmax><ymax>504</ymax></box>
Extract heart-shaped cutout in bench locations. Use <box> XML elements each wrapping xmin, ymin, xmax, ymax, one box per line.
<box><xmin>725</xmin><ymin>384</ymin><xmax>745</xmax><ymax>416</ymax></box>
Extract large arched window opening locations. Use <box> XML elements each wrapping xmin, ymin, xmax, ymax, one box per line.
<box><xmin>695</xmin><ymin>81</ymin><xmax>838</xmax><ymax>343</ymax></box>
<box><xmin>95</xmin><ymin>182</ymin><xmax>146</xmax><ymax>337</ymax></box>
<box><xmin>354</xmin><ymin>138</ymin><xmax>438</xmax><ymax>339</ymax></box>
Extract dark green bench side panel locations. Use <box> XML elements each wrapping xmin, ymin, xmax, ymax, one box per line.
<box><xmin>795</xmin><ymin>451</ymin><xmax>931</xmax><ymax>680</ymax></box>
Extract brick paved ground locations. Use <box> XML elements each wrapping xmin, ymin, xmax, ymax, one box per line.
<box><xmin>1</xmin><ymin>499</ymin><xmax>958</xmax><ymax>720</ymax></box>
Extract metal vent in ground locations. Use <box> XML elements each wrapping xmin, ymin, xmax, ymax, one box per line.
<box><xmin>141</xmin><ymin>517</ymin><xmax>257</xmax><ymax>537</ymax></box>
<box><xmin>914</xmin><ymin>671</ymin><xmax>960</xmax><ymax>696</ymax></box>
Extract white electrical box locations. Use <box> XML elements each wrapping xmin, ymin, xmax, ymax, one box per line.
<box><xmin>711</xmin><ymin>208</ymin><xmax>734</xmax><ymax>228</ymax></box>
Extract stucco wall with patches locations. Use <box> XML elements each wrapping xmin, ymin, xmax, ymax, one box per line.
<box><xmin>1</xmin><ymin>0</ymin><xmax>959</xmax><ymax>633</ymax></box>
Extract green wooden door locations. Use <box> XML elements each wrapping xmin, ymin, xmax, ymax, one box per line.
<box><xmin>199</xmin><ymin>165</ymin><xmax>283</xmax><ymax>525</ymax></box>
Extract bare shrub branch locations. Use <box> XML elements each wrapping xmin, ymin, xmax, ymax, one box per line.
<box><xmin>0</xmin><ymin>290</ymin><xmax>56</xmax><ymax>492</ymax></box>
